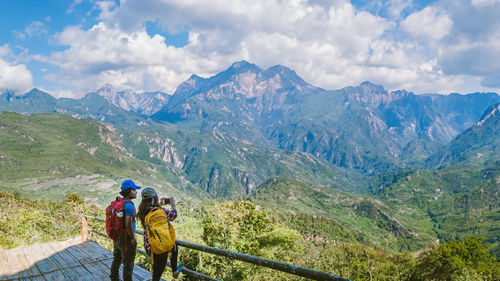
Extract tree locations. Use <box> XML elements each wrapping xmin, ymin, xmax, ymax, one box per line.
<box><xmin>192</xmin><ymin>201</ymin><xmax>303</xmax><ymax>280</ymax></box>
<box><xmin>411</xmin><ymin>236</ymin><xmax>500</xmax><ymax>281</ymax></box>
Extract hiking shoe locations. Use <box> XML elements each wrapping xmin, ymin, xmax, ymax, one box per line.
<box><xmin>173</xmin><ymin>262</ymin><xmax>184</xmax><ymax>278</ymax></box>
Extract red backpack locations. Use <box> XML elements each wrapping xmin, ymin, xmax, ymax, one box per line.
<box><xmin>105</xmin><ymin>197</ymin><xmax>133</xmax><ymax>240</ymax></box>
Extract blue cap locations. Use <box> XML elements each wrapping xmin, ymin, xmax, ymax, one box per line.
<box><xmin>121</xmin><ymin>179</ymin><xmax>142</xmax><ymax>191</ymax></box>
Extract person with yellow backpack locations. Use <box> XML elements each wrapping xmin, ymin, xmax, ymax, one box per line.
<box><xmin>137</xmin><ymin>187</ymin><xmax>184</xmax><ymax>280</ymax></box>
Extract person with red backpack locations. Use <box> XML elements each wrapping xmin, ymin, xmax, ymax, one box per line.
<box><xmin>137</xmin><ymin>187</ymin><xmax>184</xmax><ymax>280</ymax></box>
<box><xmin>109</xmin><ymin>179</ymin><xmax>142</xmax><ymax>281</ymax></box>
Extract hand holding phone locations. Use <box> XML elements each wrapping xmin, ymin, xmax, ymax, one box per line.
<box><xmin>160</xmin><ymin>197</ymin><xmax>172</xmax><ymax>205</ymax></box>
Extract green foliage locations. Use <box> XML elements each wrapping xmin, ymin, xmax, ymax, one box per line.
<box><xmin>411</xmin><ymin>236</ymin><xmax>500</xmax><ymax>281</ymax></box>
<box><xmin>274</xmin><ymin>212</ymin><xmax>356</xmax><ymax>244</ymax></box>
<box><xmin>247</xmin><ymin>177</ymin><xmax>431</xmax><ymax>252</ymax></box>
<box><xmin>0</xmin><ymin>190</ymin><xmax>101</xmax><ymax>248</ymax></box>
<box><xmin>4</xmin><ymin>189</ymin><xmax>498</xmax><ymax>281</ymax></box>
<box><xmin>65</xmin><ymin>193</ymin><xmax>84</xmax><ymax>204</ymax></box>
<box><xmin>296</xmin><ymin>243</ymin><xmax>416</xmax><ymax>281</ymax></box>
<box><xmin>186</xmin><ymin>201</ymin><xmax>304</xmax><ymax>280</ymax></box>
<box><xmin>181</xmin><ymin>200</ymin><xmax>420</xmax><ymax>281</ymax></box>
<box><xmin>0</xmin><ymin>112</ymin><xmax>208</xmax><ymax>206</ymax></box>
<box><xmin>373</xmin><ymin>166</ymin><xmax>500</xmax><ymax>256</ymax></box>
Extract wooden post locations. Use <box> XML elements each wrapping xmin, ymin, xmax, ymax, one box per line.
<box><xmin>81</xmin><ymin>216</ymin><xmax>88</xmax><ymax>241</ymax></box>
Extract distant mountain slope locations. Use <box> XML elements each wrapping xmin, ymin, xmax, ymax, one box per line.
<box><xmin>0</xmin><ymin>89</ymin><xmax>153</xmax><ymax>128</ymax></box>
<box><xmin>249</xmin><ymin>170</ymin><xmax>500</xmax><ymax>254</ymax></box>
<box><xmin>95</xmin><ymin>84</ymin><xmax>170</xmax><ymax>115</ymax></box>
<box><xmin>0</xmin><ymin>111</ymin><xmax>358</xmax><ymax>199</ymax></box>
<box><xmin>426</xmin><ymin>103</ymin><xmax>500</xmax><ymax>168</ymax></box>
<box><xmin>2</xmin><ymin>61</ymin><xmax>499</xmax><ymax>175</ymax></box>
<box><xmin>0</xmin><ymin>111</ymin><xmax>206</xmax><ymax>205</ymax></box>
<box><xmin>121</xmin><ymin>124</ymin><xmax>364</xmax><ymax>197</ymax></box>
<box><xmin>0</xmin><ymin>88</ymin><xmax>58</xmax><ymax>113</ymax></box>
<box><xmin>369</xmin><ymin>164</ymin><xmax>500</xmax><ymax>254</ymax></box>
<box><xmin>246</xmin><ymin>177</ymin><xmax>431</xmax><ymax>251</ymax></box>
<box><xmin>152</xmin><ymin>61</ymin><xmax>500</xmax><ymax>174</ymax></box>
<box><xmin>152</xmin><ymin>60</ymin><xmax>323</xmax><ymax>145</ymax></box>
<box><xmin>262</xmin><ymin>84</ymin><xmax>500</xmax><ymax>172</ymax></box>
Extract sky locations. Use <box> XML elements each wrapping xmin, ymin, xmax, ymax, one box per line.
<box><xmin>0</xmin><ymin>0</ymin><xmax>499</xmax><ymax>97</ymax></box>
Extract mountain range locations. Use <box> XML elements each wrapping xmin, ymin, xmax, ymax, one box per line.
<box><xmin>1</xmin><ymin>60</ymin><xmax>499</xmax><ymax>256</ymax></box>
<box><xmin>2</xmin><ymin>60</ymin><xmax>500</xmax><ymax>183</ymax></box>
<box><xmin>151</xmin><ymin>61</ymin><xmax>500</xmax><ymax>173</ymax></box>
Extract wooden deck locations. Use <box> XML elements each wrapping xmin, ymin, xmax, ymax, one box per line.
<box><xmin>0</xmin><ymin>237</ymin><xmax>156</xmax><ymax>281</ymax></box>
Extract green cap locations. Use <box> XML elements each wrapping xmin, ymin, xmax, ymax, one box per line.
<box><xmin>141</xmin><ymin>187</ymin><xmax>158</xmax><ymax>199</ymax></box>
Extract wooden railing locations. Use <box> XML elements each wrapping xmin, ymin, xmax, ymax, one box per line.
<box><xmin>82</xmin><ymin>215</ymin><xmax>350</xmax><ymax>281</ymax></box>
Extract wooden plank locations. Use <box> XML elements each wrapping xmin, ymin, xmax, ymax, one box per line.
<box><xmin>80</xmin><ymin>260</ymin><xmax>114</xmax><ymax>280</ymax></box>
<box><xmin>44</xmin><ymin>241</ymin><xmax>94</xmax><ymax>281</ymax></box>
<box><xmin>3</xmin><ymin>247</ymin><xmax>25</xmax><ymax>279</ymax></box>
<box><xmin>46</xmin><ymin>240</ymin><xmax>105</xmax><ymax>280</ymax></box>
<box><xmin>1</xmin><ymin>238</ymin><xmax>157</xmax><ymax>281</ymax></box>
<box><xmin>60</xmin><ymin>265</ymin><xmax>93</xmax><ymax>281</ymax></box>
<box><xmin>42</xmin><ymin>268</ymin><xmax>68</xmax><ymax>281</ymax></box>
<box><xmin>0</xmin><ymin>247</ymin><xmax>6</xmax><ymax>280</ymax></box>
<box><xmin>48</xmin><ymin>241</ymin><xmax>85</xmax><ymax>270</ymax></box>
<box><xmin>28</xmin><ymin>276</ymin><xmax>47</xmax><ymax>281</ymax></box>
<box><xmin>14</xmin><ymin>246</ymin><xmax>41</xmax><ymax>279</ymax></box>
<box><xmin>0</xmin><ymin>247</ymin><xmax>10</xmax><ymax>281</ymax></box>
<box><xmin>77</xmin><ymin>241</ymin><xmax>112</xmax><ymax>261</ymax></box>
<box><xmin>2</xmin><ymin>248</ymin><xmax>16</xmax><ymax>279</ymax></box>
<box><xmin>131</xmin><ymin>265</ymin><xmax>154</xmax><ymax>281</ymax></box>
<box><xmin>27</xmin><ymin>244</ymin><xmax>59</xmax><ymax>275</ymax></box>
<box><xmin>21</xmin><ymin>244</ymin><xmax>45</xmax><ymax>277</ymax></box>
<box><xmin>37</xmin><ymin>243</ymin><xmax>61</xmax><ymax>274</ymax></box>
<box><xmin>97</xmin><ymin>258</ymin><xmax>155</xmax><ymax>281</ymax></box>
<box><xmin>47</xmin><ymin>241</ymin><xmax>82</xmax><ymax>269</ymax></box>
<box><xmin>62</xmin><ymin>242</ymin><xmax>98</xmax><ymax>265</ymax></box>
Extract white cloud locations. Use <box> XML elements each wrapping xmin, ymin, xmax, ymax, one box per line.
<box><xmin>430</xmin><ymin>0</ymin><xmax>500</xmax><ymax>88</ymax></box>
<box><xmin>0</xmin><ymin>46</ymin><xmax>33</xmax><ymax>93</ymax></box>
<box><xmin>67</xmin><ymin>0</ymin><xmax>84</xmax><ymax>14</ymax></box>
<box><xmin>14</xmin><ymin>21</ymin><xmax>49</xmax><ymax>39</ymax></box>
<box><xmin>470</xmin><ymin>0</ymin><xmax>500</xmax><ymax>7</ymax></box>
<box><xmin>32</xmin><ymin>0</ymin><xmax>498</xmax><ymax>96</ymax></box>
<box><xmin>40</xmin><ymin>22</ymin><xmax>216</xmax><ymax>93</ymax></box>
<box><xmin>401</xmin><ymin>6</ymin><xmax>453</xmax><ymax>41</ymax></box>
<box><xmin>386</xmin><ymin>0</ymin><xmax>413</xmax><ymax>18</ymax></box>
<box><xmin>0</xmin><ymin>45</ymin><xmax>11</xmax><ymax>57</ymax></box>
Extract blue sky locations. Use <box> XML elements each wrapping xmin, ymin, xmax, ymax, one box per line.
<box><xmin>1</xmin><ymin>0</ymin><xmax>499</xmax><ymax>97</ymax></box>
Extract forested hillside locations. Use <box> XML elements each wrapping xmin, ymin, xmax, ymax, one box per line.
<box><xmin>1</xmin><ymin>190</ymin><xmax>498</xmax><ymax>281</ymax></box>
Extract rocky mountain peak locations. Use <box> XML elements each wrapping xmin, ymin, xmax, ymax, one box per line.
<box><xmin>359</xmin><ymin>81</ymin><xmax>386</xmax><ymax>94</ymax></box>
<box><xmin>95</xmin><ymin>83</ymin><xmax>116</xmax><ymax>97</ymax></box>
<box><xmin>0</xmin><ymin>89</ymin><xmax>18</xmax><ymax>101</ymax></box>
<box><xmin>102</xmin><ymin>83</ymin><xmax>114</xmax><ymax>90</ymax></box>
<box><xmin>91</xmin><ymin>84</ymin><xmax>169</xmax><ymax>115</ymax></box>
<box><xmin>477</xmin><ymin>103</ymin><xmax>500</xmax><ymax>126</ymax></box>
<box><xmin>229</xmin><ymin>60</ymin><xmax>261</xmax><ymax>72</ymax></box>
<box><xmin>25</xmin><ymin>88</ymin><xmax>52</xmax><ymax>98</ymax></box>
<box><xmin>344</xmin><ymin>82</ymin><xmax>402</xmax><ymax>106</ymax></box>
<box><xmin>261</xmin><ymin>65</ymin><xmax>309</xmax><ymax>86</ymax></box>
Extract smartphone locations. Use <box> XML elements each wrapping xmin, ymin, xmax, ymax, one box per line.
<box><xmin>164</xmin><ymin>198</ymin><xmax>171</xmax><ymax>204</ymax></box>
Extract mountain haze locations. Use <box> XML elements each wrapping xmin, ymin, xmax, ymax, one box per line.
<box><xmin>0</xmin><ymin>88</ymin><xmax>153</xmax><ymax>128</ymax></box>
<box><xmin>427</xmin><ymin>103</ymin><xmax>500</xmax><ymax>168</ymax></box>
<box><xmin>152</xmin><ymin>61</ymin><xmax>500</xmax><ymax>174</ymax></box>
<box><xmin>0</xmin><ymin>112</ymin><xmax>356</xmax><ymax>199</ymax></box>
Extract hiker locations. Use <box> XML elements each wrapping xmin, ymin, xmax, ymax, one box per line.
<box><xmin>109</xmin><ymin>179</ymin><xmax>141</xmax><ymax>281</ymax></box>
<box><xmin>137</xmin><ymin>187</ymin><xmax>184</xmax><ymax>280</ymax></box>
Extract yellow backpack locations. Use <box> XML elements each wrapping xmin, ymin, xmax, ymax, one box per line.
<box><xmin>144</xmin><ymin>207</ymin><xmax>176</xmax><ymax>255</ymax></box>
